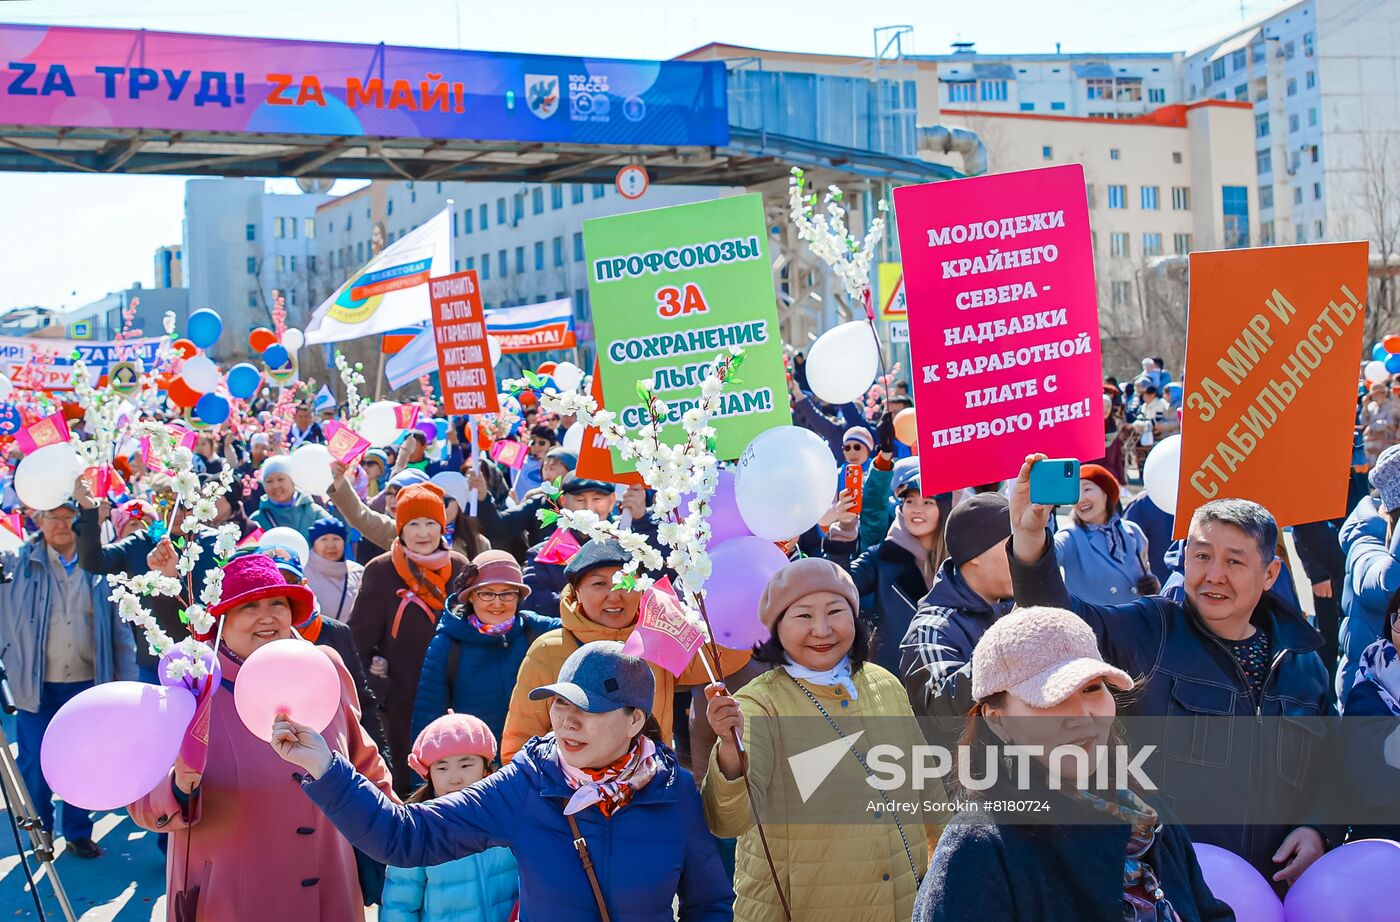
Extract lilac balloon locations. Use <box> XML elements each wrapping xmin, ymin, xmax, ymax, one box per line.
<box><xmin>1192</xmin><ymin>844</ymin><xmax>1283</xmax><ymax>922</ymax></box>
<box><xmin>40</xmin><ymin>681</ymin><xmax>196</xmax><ymax>811</ymax></box>
<box><xmin>415</xmin><ymin>421</ymin><xmax>438</xmax><ymax>442</ymax></box>
<box><xmin>703</xmin><ymin>537</ymin><xmax>791</xmax><ymax>649</ymax></box>
<box><xmin>1284</xmin><ymin>839</ymin><xmax>1400</xmax><ymax>921</ymax></box>
<box><xmin>693</xmin><ymin>469</ymin><xmax>752</xmax><ymax>545</ymax></box>
<box><xmin>157</xmin><ymin>643</ymin><xmax>222</xmax><ymax>695</ymax></box>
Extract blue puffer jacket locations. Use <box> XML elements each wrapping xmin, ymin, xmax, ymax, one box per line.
<box><xmin>411</xmin><ymin>608</ymin><xmax>560</xmax><ymax>743</ymax></box>
<box><xmin>381</xmin><ymin>845</ymin><xmax>519</xmax><ymax>922</ymax></box>
<box><xmin>1339</xmin><ymin>497</ymin><xmax>1397</xmax><ymax>701</ymax></box>
<box><xmin>302</xmin><ymin>735</ymin><xmax>734</xmax><ymax>921</ymax></box>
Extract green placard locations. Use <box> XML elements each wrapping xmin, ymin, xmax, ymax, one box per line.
<box><xmin>584</xmin><ymin>193</ymin><xmax>790</xmax><ymax>471</ymax></box>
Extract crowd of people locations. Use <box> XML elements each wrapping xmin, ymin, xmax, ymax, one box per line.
<box><xmin>2</xmin><ymin>345</ymin><xmax>1399</xmax><ymax>921</ymax></box>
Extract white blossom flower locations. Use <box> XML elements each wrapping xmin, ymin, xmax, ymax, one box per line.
<box><xmin>172</xmin><ymin>470</ymin><xmax>198</xmax><ymax>497</ymax></box>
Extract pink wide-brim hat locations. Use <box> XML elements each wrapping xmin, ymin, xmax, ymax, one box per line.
<box><xmin>197</xmin><ymin>553</ymin><xmax>315</xmax><ymax>641</ymax></box>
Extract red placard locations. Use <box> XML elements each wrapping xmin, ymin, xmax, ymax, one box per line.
<box><xmin>575</xmin><ymin>359</ymin><xmax>644</xmax><ymax>486</ymax></box>
<box><xmin>892</xmin><ymin>164</ymin><xmax>1102</xmax><ymax>494</ymax></box>
<box><xmin>429</xmin><ymin>271</ymin><xmax>499</xmax><ymax>415</ymax></box>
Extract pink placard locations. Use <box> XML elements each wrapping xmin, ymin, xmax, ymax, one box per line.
<box><xmin>892</xmin><ymin>163</ymin><xmax>1102</xmax><ymax>494</ymax></box>
<box><xmin>322</xmin><ymin>420</ymin><xmax>370</xmax><ymax>465</ymax></box>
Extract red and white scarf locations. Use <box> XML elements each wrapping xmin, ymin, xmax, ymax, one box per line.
<box><xmin>556</xmin><ymin>735</ymin><xmax>660</xmax><ymax>817</ymax></box>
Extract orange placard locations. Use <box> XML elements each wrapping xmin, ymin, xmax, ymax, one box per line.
<box><xmin>576</xmin><ymin>359</ymin><xmax>644</xmax><ymax>486</ymax></box>
<box><xmin>1174</xmin><ymin>242</ymin><xmax>1369</xmax><ymax>535</ymax></box>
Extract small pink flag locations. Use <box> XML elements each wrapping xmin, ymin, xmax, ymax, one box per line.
<box><xmin>394</xmin><ymin>404</ymin><xmax>420</xmax><ymax>431</ymax></box>
<box><xmin>14</xmin><ymin>411</ymin><xmax>70</xmax><ymax>454</ymax></box>
<box><xmin>490</xmin><ymin>439</ymin><xmax>529</xmax><ymax>470</ymax></box>
<box><xmin>0</xmin><ymin>512</ymin><xmax>24</xmax><ymax>542</ymax></box>
<box><xmin>622</xmin><ymin>578</ymin><xmax>706</xmax><ymax>678</ymax></box>
<box><xmin>237</xmin><ymin>527</ymin><xmax>264</xmax><ymax>549</ymax></box>
<box><xmin>178</xmin><ymin>675</ymin><xmax>218</xmax><ymax>775</ymax></box>
<box><xmin>534</xmin><ymin>527</ymin><xmax>581</xmax><ymax>565</ymax></box>
<box><xmin>322</xmin><ymin>420</ymin><xmax>370</xmax><ymax>465</ymax></box>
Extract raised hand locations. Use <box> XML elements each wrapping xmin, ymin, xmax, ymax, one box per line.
<box><xmin>270</xmin><ymin>713</ymin><xmax>334</xmax><ymax>778</ymax></box>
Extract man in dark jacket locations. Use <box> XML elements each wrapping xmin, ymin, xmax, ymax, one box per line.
<box><xmin>1008</xmin><ymin>453</ymin><xmax>1337</xmax><ymax>887</ymax></box>
<box><xmin>899</xmin><ymin>492</ymin><xmax>1016</xmax><ymax>744</ymax></box>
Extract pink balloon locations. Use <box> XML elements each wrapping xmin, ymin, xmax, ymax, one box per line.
<box><xmin>703</xmin><ymin>537</ymin><xmax>791</xmax><ymax>649</ymax></box>
<box><xmin>233</xmin><ymin>638</ymin><xmax>341</xmax><ymax>741</ymax></box>
<box><xmin>1284</xmin><ymin>839</ymin><xmax>1400</xmax><ymax>921</ymax></box>
<box><xmin>1192</xmin><ymin>843</ymin><xmax>1283</xmax><ymax>922</ymax></box>
<box><xmin>41</xmin><ymin>681</ymin><xmax>196</xmax><ymax>810</ymax></box>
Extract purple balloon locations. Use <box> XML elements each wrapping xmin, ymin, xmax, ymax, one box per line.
<box><xmin>415</xmin><ymin>421</ymin><xmax>438</xmax><ymax>442</ymax></box>
<box><xmin>40</xmin><ymin>681</ymin><xmax>196</xmax><ymax>811</ymax></box>
<box><xmin>680</xmin><ymin>468</ymin><xmax>752</xmax><ymax>545</ymax></box>
<box><xmin>1192</xmin><ymin>844</ymin><xmax>1283</xmax><ymax>922</ymax></box>
<box><xmin>703</xmin><ymin>537</ymin><xmax>791</xmax><ymax>649</ymax></box>
<box><xmin>157</xmin><ymin>643</ymin><xmax>221</xmax><ymax>695</ymax></box>
<box><xmin>1284</xmin><ymin>839</ymin><xmax>1400</xmax><ymax>921</ymax></box>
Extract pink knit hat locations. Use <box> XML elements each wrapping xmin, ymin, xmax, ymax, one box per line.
<box><xmin>970</xmin><ymin>606</ymin><xmax>1133</xmax><ymax>708</ymax></box>
<box><xmin>408</xmin><ymin>713</ymin><xmax>498</xmax><ymax>777</ymax></box>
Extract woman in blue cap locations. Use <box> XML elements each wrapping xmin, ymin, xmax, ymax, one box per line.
<box><xmin>305</xmin><ymin>516</ymin><xmax>365</xmax><ymax>624</ymax></box>
<box><xmin>271</xmin><ymin>640</ymin><xmax>735</xmax><ymax>921</ymax></box>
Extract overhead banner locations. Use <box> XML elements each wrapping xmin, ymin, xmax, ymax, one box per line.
<box><xmin>1175</xmin><ymin>242</ymin><xmax>1368</xmax><ymax>534</ymax></box>
<box><xmin>430</xmin><ymin>271</ymin><xmax>499</xmax><ymax>415</ymax></box>
<box><xmin>306</xmin><ymin>208</ymin><xmax>451</xmax><ymax>345</ymax></box>
<box><xmin>583</xmin><ymin>193</ymin><xmax>789</xmax><ymax>471</ymax></box>
<box><xmin>483</xmin><ymin>299</ymin><xmax>576</xmax><ymax>354</ymax></box>
<box><xmin>0</xmin><ymin>335</ymin><xmax>163</xmax><ymax>392</ymax></box>
<box><xmin>892</xmin><ymin>163</ymin><xmax>1102</xmax><ymax>495</ymax></box>
<box><xmin>0</xmin><ymin>24</ymin><xmax>729</xmax><ymax>146</ymax></box>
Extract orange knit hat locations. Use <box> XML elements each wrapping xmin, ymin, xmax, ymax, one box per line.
<box><xmin>395</xmin><ymin>482</ymin><xmax>447</xmax><ymax>533</ymax></box>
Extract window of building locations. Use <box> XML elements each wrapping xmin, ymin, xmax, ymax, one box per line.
<box><xmin>1290</xmin><ymin>113</ymin><xmax>1300</xmax><ymax>133</ymax></box>
<box><xmin>1212</xmin><ymin>59</ymin><xmax>1226</xmax><ymax>81</ymax></box>
<box><xmin>1295</xmin><ymin>223</ymin><xmax>1306</xmax><ymax>244</ymax></box>
<box><xmin>288</xmin><ymin>289</ymin><xmax>297</xmax><ymax>307</ymax></box>
<box><xmin>1020</xmin><ymin>102</ymin><xmax>1035</xmax><ymax>111</ymax></box>
<box><xmin>513</xmin><ymin>194</ymin><xmax>524</xmax><ymax>223</ymax></box>
<box><xmin>593</xmin><ymin>184</ymin><xmax>607</xmax><ymax>199</ymax></box>
<box><xmin>1256</xmin><ymin>149</ymin><xmax>1272</xmax><ymax>175</ymax></box>
<box><xmin>1287</xmin><ymin>77</ymin><xmax>1298</xmax><ymax>97</ymax></box>
<box><xmin>1294</xmin><ymin>186</ymin><xmax>1303</xmax><ymax>205</ymax></box>
<box><xmin>246</xmin><ymin>256</ymin><xmax>257</xmax><ymax>274</ymax></box>
<box><xmin>573</xmin><ymin>232</ymin><xmax>584</xmax><ymax>261</ymax></box>
<box><xmin>1172</xmin><ymin>187</ymin><xmax>1190</xmax><ymax>210</ymax></box>
<box><xmin>1260</xmin><ymin>223</ymin><xmax>1275</xmax><ymax>246</ymax></box>
<box><xmin>1255</xmin><ymin>113</ymin><xmax>1269</xmax><ymax>137</ymax></box>
<box><xmin>514</xmin><ymin>245</ymin><xmax>525</xmax><ymax>274</ymax></box>
<box><xmin>481</xmin><ymin>253</ymin><xmax>490</xmax><ymax>280</ymax></box>
<box><xmin>1308</xmin><ymin>108</ymin><xmax>1317</xmax><ymax>127</ymax></box>
<box><xmin>1087</xmin><ymin>78</ymin><xmax>1113</xmax><ymax>100</ymax></box>
<box><xmin>1306</xmin><ymin>70</ymin><xmax>1316</xmax><ymax>89</ymax></box>
<box><xmin>453</xmin><ymin>212</ymin><xmax>459</xmax><ymax>236</ymax></box>
<box><xmin>1050</xmin><ymin>101</ymin><xmax>1066</xmax><ymax>111</ymax></box>
<box><xmin>462</xmin><ymin>209</ymin><xmax>473</xmax><ymax>235</ymax></box>
<box><xmin>1143</xmin><ymin>233</ymin><xmax>1164</xmax><ymax>257</ymax></box>
<box><xmin>386</xmin><ymin>199</ymin><xmax>394</xmax><ymax>216</ymax></box>
<box><xmin>1042</xmin><ymin>145</ymin><xmax>1053</xmax><ymax>160</ymax></box>
<box><xmin>1231</xmin><ymin>48</ymin><xmax>1246</xmax><ymax>70</ymax></box>
<box><xmin>534</xmin><ymin>240</ymin><xmax>544</xmax><ymax>270</ymax></box>
<box><xmin>1149</xmin><ymin>87</ymin><xmax>1166</xmax><ymax>103</ymax></box>
<box><xmin>575</xmin><ymin>288</ymin><xmax>588</xmax><ymax>312</ymax></box>
<box><xmin>980</xmin><ymin>79</ymin><xmax>1008</xmax><ymax>101</ymax></box>
<box><xmin>572</xmin><ymin>184</ymin><xmax>585</xmax><ymax>204</ymax></box>
<box><xmin>1314</xmin><ymin>182</ymin><xmax>1322</xmax><ymax>200</ymax></box>
<box><xmin>553</xmin><ymin>236</ymin><xmax>564</xmax><ymax>267</ymax></box>
<box><xmin>1112</xmin><ymin>281</ymin><xmax>1133</xmax><ymax>307</ymax></box>
<box><xmin>496</xmin><ymin>198</ymin><xmax>506</xmax><ymax>224</ymax></box>
<box><xmin>289</xmin><ymin>255</ymin><xmax>296</xmax><ymax>272</ymax></box>
<box><xmin>947</xmin><ymin>82</ymin><xmax>975</xmax><ymax>103</ymax></box>
<box><xmin>1310</xmin><ymin>145</ymin><xmax>1319</xmax><ymax>163</ymax></box>
<box><xmin>1260</xmin><ymin>185</ymin><xmax>1274</xmax><ymax>209</ymax></box>
<box><xmin>1141</xmin><ymin>186</ymin><xmax>1160</xmax><ymax>210</ymax></box>
<box><xmin>356</xmin><ymin>241</ymin><xmax>365</xmax><ymax>261</ymax></box>
<box><xmin>478</xmin><ymin>203</ymin><xmax>488</xmax><ymax>230</ymax></box>
<box><xmin>1173</xmin><ymin>233</ymin><xmax>1193</xmax><ymax>255</ymax></box>
<box><xmin>532</xmin><ymin>188</ymin><xmax>544</xmax><ymax>215</ymax></box>
<box><xmin>1110</xmin><ymin>148</ymin><xmax>1121</xmax><ymax>161</ymax></box>
<box><xmin>1108</xmin><ymin>184</ymin><xmax>1127</xmax><ymax>209</ymax></box>
<box><xmin>1255</xmin><ymin>81</ymin><xmax>1268</xmax><ymax>101</ymax></box>
<box><xmin>1222</xmin><ymin>185</ymin><xmax>1250</xmax><ymax>248</ymax></box>
<box><xmin>1304</xmin><ymin>32</ymin><xmax>1314</xmax><ymax>57</ymax></box>
<box><xmin>1085</xmin><ymin>184</ymin><xmax>1096</xmax><ymax>208</ymax></box>
<box><xmin>1110</xmin><ymin>232</ymin><xmax>1130</xmax><ymax>257</ymax></box>
<box><xmin>1235</xmin><ymin>84</ymin><xmax>1249</xmax><ymax>101</ymax></box>
<box><xmin>1203</xmin><ymin>64</ymin><xmax>1213</xmax><ymax>87</ymax></box>
<box><xmin>304</xmin><ymin>218</ymin><xmax>315</xmax><ymax>239</ymax></box>
<box><xmin>1116</xmin><ymin>81</ymin><xmax>1141</xmax><ymax>102</ymax></box>
<box><xmin>248</xmin><ymin>291</ymin><xmax>259</xmax><ymax>308</ymax></box>
<box><xmin>276</xmin><ymin>255</ymin><xmax>285</xmax><ymax>272</ymax></box>
<box><xmin>551</xmin><ymin>185</ymin><xmax>563</xmax><ymax>210</ymax></box>
<box><xmin>454</xmin><ymin>259</ymin><xmax>460</xmax><ymax>272</ymax></box>
<box><xmin>274</xmin><ymin>217</ymin><xmax>285</xmax><ymax>238</ymax></box>
<box><xmin>1315</xmin><ymin>219</ymin><xmax>1324</xmax><ymax>238</ymax></box>
<box><xmin>1172</xmin><ymin>151</ymin><xmax>1183</xmax><ymax>164</ymax></box>
<box><xmin>1284</xmin><ymin>40</ymin><xmax>1296</xmax><ymax>60</ymax></box>
<box><xmin>497</xmin><ymin>249</ymin><xmax>507</xmax><ymax>277</ymax></box>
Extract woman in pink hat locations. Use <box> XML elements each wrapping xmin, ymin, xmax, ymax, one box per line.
<box><xmin>127</xmin><ymin>553</ymin><xmax>394</xmax><ymax>922</ymax></box>
<box><xmin>914</xmin><ymin>606</ymin><xmax>1231</xmax><ymax>922</ymax></box>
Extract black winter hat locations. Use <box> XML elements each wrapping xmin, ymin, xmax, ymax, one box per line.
<box><xmin>563</xmin><ymin>538</ymin><xmax>632</xmax><ymax>584</ymax></box>
<box><xmin>945</xmin><ymin>492</ymin><xmax>1013</xmax><ymax>567</ymax></box>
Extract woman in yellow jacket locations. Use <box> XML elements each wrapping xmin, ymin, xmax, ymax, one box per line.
<box><xmin>704</xmin><ymin>557</ymin><xmax>945</xmax><ymax>922</ymax></box>
<box><xmin>500</xmin><ymin>538</ymin><xmax>750</xmax><ymax>761</ymax></box>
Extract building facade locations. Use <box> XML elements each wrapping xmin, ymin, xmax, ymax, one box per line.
<box><xmin>153</xmin><ymin>245</ymin><xmax>182</xmax><ymax>289</ymax></box>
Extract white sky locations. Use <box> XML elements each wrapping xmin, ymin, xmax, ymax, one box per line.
<box><xmin>0</xmin><ymin>0</ymin><xmax>1284</xmax><ymax>311</ymax></box>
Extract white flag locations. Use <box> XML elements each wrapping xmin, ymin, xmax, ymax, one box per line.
<box><xmin>306</xmin><ymin>208</ymin><xmax>452</xmax><ymax>345</ymax></box>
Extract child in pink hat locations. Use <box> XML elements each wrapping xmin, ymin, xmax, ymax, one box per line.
<box><xmin>383</xmin><ymin>714</ymin><xmax>519</xmax><ymax>921</ymax></box>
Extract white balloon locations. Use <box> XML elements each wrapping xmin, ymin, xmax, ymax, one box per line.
<box><xmin>804</xmin><ymin>321</ymin><xmax>880</xmax><ymax>405</ymax></box>
<box><xmin>487</xmin><ymin>336</ymin><xmax>503</xmax><ymax>368</ymax></box>
<box><xmin>1141</xmin><ymin>434</ymin><xmax>1183</xmax><ymax>516</ymax></box>
<box><xmin>1366</xmin><ymin>360</ymin><xmax>1391</xmax><ymax>385</ymax></box>
<box><xmin>429</xmin><ymin>472</ymin><xmax>470</xmax><ymax>511</ymax></box>
<box><xmin>181</xmin><ymin>355</ymin><xmax>220</xmax><ymax>394</ymax></box>
<box><xmin>357</xmin><ymin>401</ymin><xmax>404</xmax><ymax>446</ymax></box>
<box><xmin>281</xmin><ymin>328</ymin><xmax>306</xmax><ymax>352</ymax></box>
<box><xmin>553</xmin><ymin>361</ymin><xmax>585</xmax><ymax>394</ymax></box>
<box><xmin>287</xmin><ymin>444</ymin><xmax>334</xmax><ymax>496</ymax></box>
<box><xmin>734</xmin><ymin>426</ymin><xmax>838</xmax><ymax>540</ymax></box>
<box><xmin>562</xmin><ymin>422</ymin><xmax>585</xmax><ymax>454</ymax></box>
<box><xmin>258</xmin><ymin>526</ymin><xmax>310</xmax><ymax>568</ymax></box>
<box><xmin>15</xmin><ymin>442</ymin><xmax>84</xmax><ymax>511</ymax></box>
<box><xmin>0</xmin><ymin>373</ymin><xmax>13</xmax><ymax>402</ymax></box>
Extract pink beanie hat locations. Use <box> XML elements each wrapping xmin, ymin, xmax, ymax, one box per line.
<box><xmin>408</xmin><ymin>713</ymin><xmax>498</xmax><ymax>778</ymax></box>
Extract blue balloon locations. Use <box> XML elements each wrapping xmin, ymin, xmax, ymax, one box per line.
<box><xmin>434</xmin><ymin>418</ymin><xmax>449</xmax><ymax>440</ymax></box>
<box><xmin>194</xmin><ymin>393</ymin><xmax>230</xmax><ymax>426</ymax></box>
<box><xmin>187</xmin><ymin>309</ymin><xmax>224</xmax><ymax>350</ymax></box>
<box><xmin>226</xmin><ymin>363</ymin><xmax>262</xmax><ymax>400</ymax></box>
<box><xmin>262</xmin><ymin>345</ymin><xmax>290</xmax><ymax>369</ymax></box>
<box><xmin>1386</xmin><ymin>355</ymin><xmax>1400</xmax><ymax>374</ymax></box>
<box><xmin>0</xmin><ymin>403</ymin><xmax>20</xmax><ymax>436</ymax></box>
<box><xmin>1375</xmin><ymin>343</ymin><xmax>1389</xmax><ymax>361</ymax></box>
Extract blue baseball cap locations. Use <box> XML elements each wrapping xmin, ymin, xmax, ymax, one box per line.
<box><xmin>528</xmin><ymin>640</ymin><xmax>655</xmax><ymax>714</ymax></box>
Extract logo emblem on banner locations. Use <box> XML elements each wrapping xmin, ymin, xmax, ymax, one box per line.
<box><xmin>525</xmin><ymin>75</ymin><xmax>560</xmax><ymax>119</ymax></box>
<box><xmin>108</xmin><ymin>360</ymin><xmax>141</xmax><ymax>398</ymax></box>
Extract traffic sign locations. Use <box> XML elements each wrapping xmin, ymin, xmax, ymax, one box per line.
<box><xmin>615</xmin><ymin>164</ymin><xmax>649</xmax><ymax>200</ymax></box>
